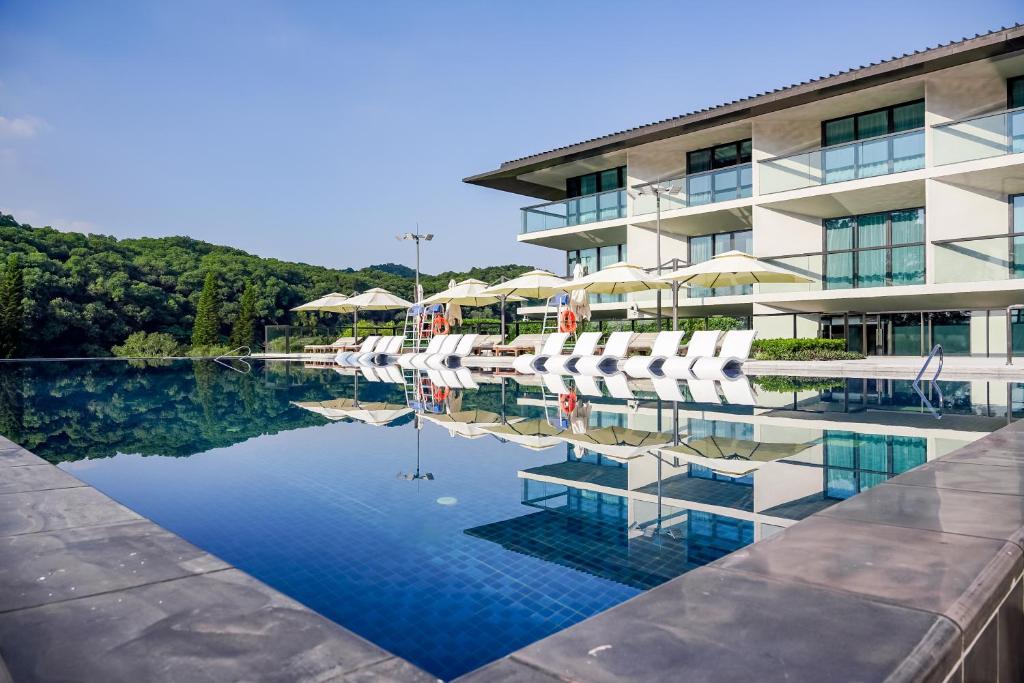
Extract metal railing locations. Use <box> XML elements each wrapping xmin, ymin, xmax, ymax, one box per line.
<box><xmin>932</xmin><ymin>233</ymin><xmax>1024</xmax><ymax>284</ymax></box>
<box><xmin>631</xmin><ymin>164</ymin><xmax>752</xmax><ymax>214</ymax></box>
<box><xmin>933</xmin><ymin>105</ymin><xmax>1024</xmax><ymax>166</ymax></box>
<box><xmin>759</xmin><ymin>128</ymin><xmax>925</xmax><ymax>194</ymax></box>
<box><xmin>912</xmin><ymin>344</ymin><xmax>944</xmax><ymax>420</ymax></box>
<box><xmin>521</xmin><ymin>188</ymin><xmax>627</xmax><ymax>233</ymax></box>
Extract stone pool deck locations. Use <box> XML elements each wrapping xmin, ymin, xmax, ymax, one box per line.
<box><xmin>3</xmin><ymin>421</ymin><xmax>1024</xmax><ymax>681</ymax></box>
<box><xmin>457</xmin><ymin>420</ymin><xmax>1024</xmax><ymax>683</ymax></box>
<box><xmin>0</xmin><ymin>435</ymin><xmax>437</xmax><ymax>683</ymax></box>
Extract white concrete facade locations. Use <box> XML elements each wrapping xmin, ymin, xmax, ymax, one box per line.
<box><xmin>468</xmin><ymin>29</ymin><xmax>1024</xmax><ymax>357</ymax></box>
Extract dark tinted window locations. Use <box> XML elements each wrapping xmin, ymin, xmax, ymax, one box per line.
<box><xmin>823</xmin><ymin>99</ymin><xmax>924</xmax><ymax>146</ymax></box>
<box><xmin>687</xmin><ymin>139</ymin><xmax>750</xmax><ymax>174</ymax></box>
<box><xmin>1010</xmin><ymin>76</ymin><xmax>1024</xmax><ymax>109</ymax></box>
<box><xmin>566</xmin><ymin>166</ymin><xmax>625</xmax><ymax>198</ymax></box>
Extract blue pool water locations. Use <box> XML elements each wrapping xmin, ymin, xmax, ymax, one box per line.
<box><xmin>0</xmin><ymin>360</ymin><xmax>1018</xmax><ymax>679</ymax></box>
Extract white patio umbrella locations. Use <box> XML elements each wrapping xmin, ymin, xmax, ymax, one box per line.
<box><xmin>290</xmin><ymin>398</ymin><xmax>355</xmax><ymax>420</ymax></box>
<box><xmin>483</xmin><ymin>418</ymin><xmax>567</xmax><ymax>451</ymax></box>
<box><xmin>480</xmin><ymin>270</ymin><xmax>568</xmax><ymax>339</ymax></box>
<box><xmin>567</xmin><ymin>263</ymin><xmax>591</xmax><ymax>323</ymax></box>
<box><xmin>291</xmin><ymin>292</ymin><xmax>354</xmax><ymax>313</ymax></box>
<box><xmin>344</xmin><ymin>287</ymin><xmax>414</xmax><ymax>334</ymax></box>
<box><xmin>659</xmin><ymin>251</ymin><xmax>815</xmax><ymax>288</ymax></box>
<box><xmin>442</xmin><ymin>279</ymin><xmax>462</xmax><ymax>327</ymax></box>
<box><xmin>342</xmin><ymin>401</ymin><xmax>413</xmax><ymax>426</ymax></box>
<box><xmin>564</xmin><ymin>261</ymin><xmax>671</xmax><ymax>295</ymax></box>
<box><xmin>424</xmin><ymin>278</ymin><xmax>517</xmax><ymax>306</ymax></box>
<box><xmin>563</xmin><ymin>426</ymin><xmax>673</xmax><ymax>461</ymax></box>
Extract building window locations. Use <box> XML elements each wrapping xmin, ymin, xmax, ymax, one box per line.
<box><xmin>566</xmin><ymin>166</ymin><xmax>625</xmax><ymax>198</ymax></box>
<box><xmin>1013</xmin><ymin>194</ymin><xmax>1024</xmax><ymax>278</ymax></box>
<box><xmin>686</xmin><ymin>139</ymin><xmax>752</xmax><ymax>175</ymax></box>
<box><xmin>567</xmin><ymin>243</ymin><xmax>627</xmax><ymax>303</ymax></box>
<box><xmin>824</xmin><ymin>431</ymin><xmax>926</xmax><ymax>499</ymax></box>
<box><xmin>1010</xmin><ymin>75</ymin><xmax>1024</xmax><ymax>109</ymax></box>
<box><xmin>822</xmin><ymin>100</ymin><xmax>925</xmax><ymax>147</ymax></box>
<box><xmin>823</xmin><ymin>208</ymin><xmax>925</xmax><ymax>290</ymax></box>
<box><xmin>688</xmin><ymin>229</ymin><xmax>752</xmax><ymax>297</ymax></box>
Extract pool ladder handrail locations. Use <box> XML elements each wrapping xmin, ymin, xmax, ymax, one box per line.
<box><xmin>214</xmin><ymin>346</ymin><xmax>252</xmax><ymax>374</ymax></box>
<box><xmin>912</xmin><ymin>344</ymin><xmax>943</xmax><ymax>420</ymax></box>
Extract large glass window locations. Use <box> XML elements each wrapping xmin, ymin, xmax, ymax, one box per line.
<box><xmin>1010</xmin><ymin>76</ymin><xmax>1024</xmax><ymax>109</ymax></box>
<box><xmin>566</xmin><ymin>166</ymin><xmax>625</xmax><ymax>198</ymax></box>
<box><xmin>929</xmin><ymin>311</ymin><xmax>971</xmax><ymax>356</ymax></box>
<box><xmin>1012</xmin><ymin>194</ymin><xmax>1024</xmax><ymax>278</ymax></box>
<box><xmin>824</xmin><ymin>431</ymin><xmax>926</xmax><ymax>499</ymax></box>
<box><xmin>688</xmin><ymin>229</ymin><xmax>753</xmax><ymax>297</ymax></box>
<box><xmin>687</xmin><ymin>139</ymin><xmax>752</xmax><ymax>174</ymax></box>
<box><xmin>823</xmin><ymin>208</ymin><xmax>925</xmax><ymax>290</ymax></box>
<box><xmin>822</xmin><ymin>100</ymin><xmax>925</xmax><ymax>147</ymax></box>
<box><xmin>567</xmin><ymin>243</ymin><xmax>627</xmax><ymax>303</ymax></box>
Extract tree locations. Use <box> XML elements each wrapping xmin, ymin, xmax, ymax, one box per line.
<box><xmin>111</xmin><ymin>331</ymin><xmax>185</xmax><ymax>357</ymax></box>
<box><xmin>191</xmin><ymin>272</ymin><xmax>220</xmax><ymax>348</ymax></box>
<box><xmin>229</xmin><ymin>283</ymin><xmax>257</xmax><ymax>349</ymax></box>
<box><xmin>0</xmin><ymin>253</ymin><xmax>25</xmax><ymax>358</ymax></box>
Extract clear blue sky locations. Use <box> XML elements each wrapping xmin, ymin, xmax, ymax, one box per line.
<box><xmin>0</xmin><ymin>1</ymin><xmax>1019</xmax><ymax>274</ymax></box>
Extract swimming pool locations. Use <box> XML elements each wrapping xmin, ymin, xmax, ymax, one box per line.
<box><xmin>0</xmin><ymin>360</ymin><xmax>1018</xmax><ymax>679</ymax></box>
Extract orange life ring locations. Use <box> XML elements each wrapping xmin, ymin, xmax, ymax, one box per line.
<box><xmin>558</xmin><ymin>309</ymin><xmax>577</xmax><ymax>333</ymax></box>
<box><xmin>432</xmin><ymin>315</ymin><xmax>450</xmax><ymax>335</ymax></box>
<box><xmin>559</xmin><ymin>392</ymin><xmax>577</xmax><ymax>415</ymax></box>
<box><xmin>433</xmin><ymin>386</ymin><xmax>449</xmax><ymax>403</ymax></box>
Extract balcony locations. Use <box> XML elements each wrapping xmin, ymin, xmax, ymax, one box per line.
<box><xmin>932</xmin><ymin>107</ymin><xmax>1024</xmax><ymax>166</ymax></box>
<box><xmin>521</xmin><ymin>188</ymin><xmax>627</xmax><ymax>234</ymax></box>
<box><xmin>759</xmin><ymin>129</ymin><xmax>925</xmax><ymax>195</ymax></box>
<box><xmin>933</xmin><ymin>233</ymin><xmax>1024</xmax><ymax>284</ymax></box>
<box><xmin>632</xmin><ymin>164</ymin><xmax>752</xmax><ymax>215</ymax></box>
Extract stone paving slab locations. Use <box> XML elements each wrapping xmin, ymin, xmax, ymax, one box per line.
<box><xmin>0</xmin><ymin>449</ymin><xmax>47</xmax><ymax>468</ymax></box>
<box><xmin>0</xmin><ymin>519</ymin><xmax>229</xmax><ymax>613</ymax></box>
<box><xmin>479</xmin><ymin>567</ymin><xmax>960</xmax><ymax>683</ymax></box>
<box><xmin>714</xmin><ymin>515</ymin><xmax>1022</xmax><ymax>644</ymax></box>
<box><xmin>817</xmin><ymin>483</ymin><xmax>1024</xmax><ymax>550</ymax></box>
<box><xmin>0</xmin><ymin>569</ymin><xmax>400</xmax><ymax>683</ymax></box>
<box><xmin>0</xmin><ymin>465</ymin><xmax>87</xmax><ymax>495</ymax></box>
<box><xmin>0</xmin><ymin>487</ymin><xmax>142</xmax><ymax>538</ymax></box>
<box><xmin>329</xmin><ymin>657</ymin><xmax>441</xmax><ymax>682</ymax></box>
<box><xmin>890</xmin><ymin>460</ymin><xmax>1024</xmax><ymax>496</ymax></box>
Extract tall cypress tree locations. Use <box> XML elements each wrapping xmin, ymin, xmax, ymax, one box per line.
<box><xmin>229</xmin><ymin>283</ymin><xmax>257</xmax><ymax>349</ymax></box>
<box><xmin>0</xmin><ymin>254</ymin><xmax>25</xmax><ymax>359</ymax></box>
<box><xmin>191</xmin><ymin>271</ymin><xmax>220</xmax><ymax>348</ymax></box>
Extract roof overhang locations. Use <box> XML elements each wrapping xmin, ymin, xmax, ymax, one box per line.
<box><xmin>464</xmin><ymin>25</ymin><xmax>1024</xmax><ymax>200</ymax></box>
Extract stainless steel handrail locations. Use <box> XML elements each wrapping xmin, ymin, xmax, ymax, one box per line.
<box><xmin>214</xmin><ymin>346</ymin><xmax>252</xmax><ymax>374</ymax></box>
<box><xmin>912</xmin><ymin>344</ymin><xmax>944</xmax><ymax>420</ymax></box>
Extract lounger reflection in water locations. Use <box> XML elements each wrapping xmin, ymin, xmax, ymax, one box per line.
<box><xmin>543</xmin><ymin>332</ymin><xmax>602</xmax><ymax>375</ymax></box>
<box><xmin>572</xmin><ymin>332</ymin><xmax>634</xmax><ymax>376</ymax></box>
<box><xmin>335</xmin><ymin>335</ymin><xmax>380</xmax><ymax>365</ymax></box>
<box><xmin>512</xmin><ymin>333</ymin><xmax>570</xmax><ymax>374</ymax></box>
<box><xmin>659</xmin><ymin>331</ymin><xmax>722</xmax><ymax>379</ymax></box>
<box><xmin>398</xmin><ymin>334</ymin><xmax>446</xmax><ymax>369</ymax></box>
<box><xmin>690</xmin><ymin>330</ymin><xmax>758</xmax><ymax>379</ymax></box>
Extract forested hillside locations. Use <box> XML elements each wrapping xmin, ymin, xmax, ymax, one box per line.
<box><xmin>0</xmin><ymin>214</ymin><xmax>533</xmax><ymax>357</ymax></box>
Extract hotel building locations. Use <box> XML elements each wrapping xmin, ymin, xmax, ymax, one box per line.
<box><xmin>465</xmin><ymin>26</ymin><xmax>1024</xmax><ymax>357</ymax></box>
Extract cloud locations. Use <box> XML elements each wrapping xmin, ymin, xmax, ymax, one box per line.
<box><xmin>0</xmin><ymin>116</ymin><xmax>46</xmax><ymax>138</ymax></box>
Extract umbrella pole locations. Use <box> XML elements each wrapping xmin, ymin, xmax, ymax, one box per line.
<box><xmin>671</xmin><ymin>282</ymin><xmax>678</xmax><ymax>332</ymax></box>
<box><xmin>500</xmin><ymin>295</ymin><xmax>506</xmax><ymax>341</ymax></box>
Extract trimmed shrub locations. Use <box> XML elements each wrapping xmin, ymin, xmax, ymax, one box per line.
<box><xmin>752</xmin><ymin>337</ymin><xmax>864</xmax><ymax>361</ymax></box>
<box><xmin>112</xmin><ymin>331</ymin><xmax>186</xmax><ymax>358</ymax></box>
<box><xmin>753</xmin><ymin>375</ymin><xmax>846</xmax><ymax>393</ymax></box>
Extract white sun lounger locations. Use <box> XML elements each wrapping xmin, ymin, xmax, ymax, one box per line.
<box><xmin>622</xmin><ymin>330</ymin><xmax>686</xmax><ymax>379</ymax></box>
<box><xmin>572</xmin><ymin>332</ymin><xmax>634</xmax><ymax>376</ymax></box>
<box><xmin>512</xmin><ymin>333</ymin><xmax>570</xmax><ymax>374</ymax></box>
<box><xmin>360</xmin><ymin>366</ymin><xmax>381</xmax><ymax>381</ymax></box>
<box><xmin>398</xmin><ymin>334</ymin><xmax>446</xmax><ymax>369</ymax></box>
<box><xmin>448</xmin><ymin>367</ymin><xmax>479</xmax><ymax>389</ymax></box>
<box><xmin>720</xmin><ymin>375</ymin><xmax>757</xmax><ymax>405</ymax></box>
<box><xmin>573</xmin><ymin>375</ymin><xmax>602</xmax><ymax>397</ymax></box>
<box><xmin>690</xmin><ymin>330</ymin><xmax>758</xmax><ymax>379</ymax></box>
<box><xmin>361</xmin><ymin>335</ymin><xmax>405</xmax><ymax>366</ymax></box>
<box><xmin>412</xmin><ymin>335</ymin><xmax>462</xmax><ymax>370</ymax></box>
<box><xmin>427</xmin><ymin>333</ymin><xmax>478</xmax><ymax>370</ymax></box>
<box><xmin>542</xmin><ymin>373</ymin><xmax>573</xmax><ymax>395</ymax></box>
<box><xmin>543</xmin><ymin>332</ymin><xmax>603</xmax><ymax>375</ymax></box>
<box><xmin>651</xmin><ymin>376</ymin><xmax>687</xmax><ymax>402</ymax></box>
<box><xmin>335</xmin><ymin>335</ymin><xmax>381</xmax><ymax>365</ymax></box>
<box><xmin>377</xmin><ymin>365</ymin><xmax>406</xmax><ymax>384</ymax></box>
<box><xmin>660</xmin><ymin>331</ymin><xmax>723</xmax><ymax>380</ymax></box>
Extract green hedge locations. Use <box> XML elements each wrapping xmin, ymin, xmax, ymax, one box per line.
<box><xmin>752</xmin><ymin>375</ymin><xmax>846</xmax><ymax>393</ymax></box>
<box><xmin>752</xmin><ymin>337</ymin><xmax>864</xmax><ymax>361</ymax></box>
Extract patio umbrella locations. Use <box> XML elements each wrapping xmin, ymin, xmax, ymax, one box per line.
<box><xmin>564</xmin><ymin>262</ymin><xmax>671</xmax><ymax>296</ymax></box>
<box><xmin>567</xmin><ymin>263</ymin><xmax>592</xmax><ymax>323</ymax></box>
<box><xmin>421</xmin><ymin>409</ymin><xmax>503</xmax><ymax>439</ymax></box>
<box><xmin>480</xmin><ymin>270</ymin><xmax>568</xmax><ymax>339</ymax></box>
<box><xmin>483</xmin><ymin>417</ymin><xmax>567</xmax><ymax>451</ymax></box>
<box><xmin>342</xmin><ymin>401</ymin><xmax>413</xmax><ymax>426</ymax></box>
<box><xmin>344</xmin><ymin>287</ymin><xmax>414</xmax><ymax>335</ymax></box>
<box><xmin>424</xmin><ymin>278</ymin><xmax>519</xmax><ymax>307</ymax></box>
<box><xmin>564</xmin><ymin>426</ymin><xmax>673</xmax><ymax>460</ymax></box>
<box><xmin>290</xmin><ymin>398</ymin><xmax>356</xmax><ymax>420</ymax></box>
<box><xmin>291</xmin><ymin>292</ymin><xmax>354</xmax><ymax>313</ymax></box>
<box><xmin>659</xmin><ymin>251</ymin><xmax>815</xmax><ymax>288</ymax></box>
<box><xmin>442</xmin><ymin>279</ymin><xmax>462</xmax><ymax>327</ymax></box>
<box><xmin>660</xmin><ymin>437</ymin><xmax>814</xmax><ymax>477</ymax></box>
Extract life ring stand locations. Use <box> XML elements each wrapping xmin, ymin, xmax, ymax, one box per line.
<box><xmin>432</xmin><ymin>315</ymin><xmax>450</xmax><ymax>335</ymax></box>
<box><xmin>558</xmin><ymin>309</ymin><xmax>577</xmax><ymax>334</ymax></box>
<box><xmin>559</xmin><ymin>391</ymin><xmax>578</xmax><ymax>415</ymax></box>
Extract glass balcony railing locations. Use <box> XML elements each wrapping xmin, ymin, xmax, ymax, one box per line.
<box><xmin>521</xmin><ymin>188</ymin><xmax>627</xmax><ymax>234</ymax></box>
<box><xmin>933</xmin><ymin>233</ymin><xmax>1024</xmax><ymax>284</ymax></box>
<box><xmin>632</xmin><ymin>164</ymin><xmax>752</xmax><ymax>215</ymax></box>
<box><xmin>932</xmin><ymin>107</ymin><xmax>1024</xmax><ymax>165</ymax></box>
<box><xmin>759</xmin><ymin>129</ymin><xmax>925</xmax><ymax>194</ymax></box>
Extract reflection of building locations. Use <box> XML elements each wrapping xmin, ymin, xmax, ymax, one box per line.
<box><xmin>466</xmin><ymin>29</ymin><xmax>1024</xmax><ymax>357</ymax></box>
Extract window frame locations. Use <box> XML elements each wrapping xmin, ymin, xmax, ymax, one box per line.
<box><xmin>686</xmin><ymin>138</ymin><xmax>752</xmax><ymax>174</ymax></box>
<box><xmin>1008</xmin><ymin>75</ymin><xmax>1024</xmax><ymax>109</ymax></box>
<box><xmin>565</xmin><ymin>166</ymin><xmax>626</xmax><ymax>198</ymax></box>
<box><xmin>820</xmin><ymin>99</ymin><xmax>925</xmax><ymax>148</ymax></box>
<box><xmin>822</xmin><ymin>207</ymin><xmax>926</xmax><ymax>290</ymax></box>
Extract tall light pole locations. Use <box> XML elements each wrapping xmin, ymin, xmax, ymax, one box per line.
<box><xmin>396</xmin><ymin>226</ymin><xmax>434</xmax><ymax>302</ymax></box>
